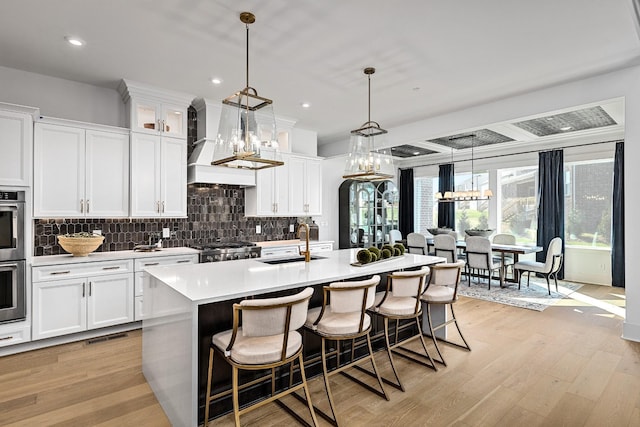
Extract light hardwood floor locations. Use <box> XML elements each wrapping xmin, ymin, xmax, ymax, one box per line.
<box><xmin>1</xmin><ymin>283</ymin><xmax>638</xmax><ymax>427</ymax></box>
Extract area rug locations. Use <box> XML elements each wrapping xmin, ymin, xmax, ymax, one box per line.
<box><xmin>457</xmin><ymin>277</ymin><xmax>583</xmax><ymax>311</ymax></box>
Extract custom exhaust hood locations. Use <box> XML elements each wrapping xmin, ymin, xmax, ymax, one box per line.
<box><xmin>187</xmin><ymin>98</ymin><xmax>256</xmax><ymax>186</ymax></box>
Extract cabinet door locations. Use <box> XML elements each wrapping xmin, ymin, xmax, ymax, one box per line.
<box><xmin>246</xmin><ymin>167</ymin><xmax>276</xmax><ymax>216</ymax></box>
<box><xmin>0</xmin><ymin>109</ymin><xmax>31</xmax><ymax>186</ymax></box>
<box><xmin>161</xmin><ymin>136</ymin><xmax>187</xmax><ymax>216</ymax></box>
<box><xmin>130</xmin><ymin>133</ymin><xmax>162</xmax><ymax>217</ymax></box>
<box><xmin>85</xmin><ymin>130</ymin><xmax>130</xmax><ymax>217</ymax></box>
<box><xmin>274</xmin><ymin>160</ymin><xmax>290</xmax><ymax>215</ymax></box>
<box><xmin>34</xmin><ymin>123</ymin><xmax>85</xmax><ymax>217</ymax></box>
<box><xmin>305</xmin><ymin>158</ymin><xmax>322</xmax><ymax>215</ymax></box>
<box><xmin>32</xmin><ymin>278</ymin><xmax>87</xmax><ymax>340</ymax></box>
<box><xmin>288</xmin><ymin>156</ymin><xmax>306</xmax><ymax>215</ymax></box>
<box><xmin>161</xmin><ymin>103</ymin><xmax>188</xmax><ymax>138</ymax></box>
<box><xmin>87</xmin><ymin>273</ymin><xmax>134</xmax><ymax>330</ymax></box>
<box><xmin>131</xmin><ymin>97</ymin><xmax>162</xmax><ymax>135</ymax></box>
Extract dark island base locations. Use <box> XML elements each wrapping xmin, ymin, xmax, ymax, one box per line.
<box><xmin>196</xmin><ymin>268</ymin><xmax>428</xmax><ymax>424</ymax></box>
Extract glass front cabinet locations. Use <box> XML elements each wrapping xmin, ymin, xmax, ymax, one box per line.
<box><xmin>339</xmin><ymin>179</ymin><xmax>399</xmax><ymax>249</ymax></box>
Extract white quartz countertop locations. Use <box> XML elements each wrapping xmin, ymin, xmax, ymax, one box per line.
<box><xmin>31</xmin><ymin>247</ymin><xmax>200</xmax><ymax>267</ymax></box>
<box><xmin>256</xmin><ymin>240</ymin><xmax>333</xmax><ymax>248</ymax></box>
<box><xmin>145</xmin><ymin>249</ymin><xmax>446</xmax><ymax>305</ymax></box>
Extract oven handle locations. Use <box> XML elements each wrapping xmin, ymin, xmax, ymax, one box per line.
<box><xmin>0</xmin><ymin>263</ymin><xmax>18</xmax><ymax>269</ymax></box>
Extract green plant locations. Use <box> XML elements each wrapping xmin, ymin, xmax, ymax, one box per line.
<box><xmin>357</xmin><ymin>249</ymin><xmax>372</xmax><ymax>264</ymax></box>
<box><xmin>393</xmin><ymin>243</ymin><xmax>405</xmax><ymax>254</ymax></box>
<box><xmin>381</xmin><ymin>248</ymin><xmax>392</xmax><ymax>259</ymax></box>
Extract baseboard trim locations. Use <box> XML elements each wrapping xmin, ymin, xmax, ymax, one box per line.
<box><xmin>622</xmin><ymin>320</ymin><xmax>640</xmax><ymax>342</ymax></box>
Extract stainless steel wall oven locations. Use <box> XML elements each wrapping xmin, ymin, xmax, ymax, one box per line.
<box><xmin>0</xmin><ymin>190</ymin><xmax>26</xmax><ymax>323</ymax></box>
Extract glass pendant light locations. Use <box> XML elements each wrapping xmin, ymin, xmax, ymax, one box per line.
<box><xmin>343</xmin><ymin>67</ymin><xmax>394</xmax><ymax>181</ymax></box>
<box><xmin>212</xmin><ymin>12</ymin><xmax>284</xmax><ymax>170</ymax></box>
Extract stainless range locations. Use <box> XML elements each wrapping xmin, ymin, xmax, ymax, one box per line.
<box><xmin>194</xmin><ymin>242</ymin><xmax>261</xmax><ymax>263</ymax></box>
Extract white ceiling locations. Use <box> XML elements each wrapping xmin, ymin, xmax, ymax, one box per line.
<box><xmin>1</xmin><ymin>0</ymin><xmax>639</xmax><ymax>149</ymax></box>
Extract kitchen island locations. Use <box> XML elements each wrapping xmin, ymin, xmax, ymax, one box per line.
<box><xmin>142</xmin><ymin>248</ymin><xmax>445</xmax><ymax>426</ymax></box>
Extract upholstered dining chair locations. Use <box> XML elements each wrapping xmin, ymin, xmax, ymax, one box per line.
<box><xmin>433</xmin><ymin>234</ymin><xmax>459</xmax><ymax>263</ymax></box>
<box><xmin>492</xmin><ymin>233</ymin><xmax>516</xmax><ymax>278</ymax></box>
<box><xmin>204</xmin><ymin>287</ymin><xmax>317</xmax><ymax>427</ymax></box>
<box><xmin>304</xmin><ymin>275</ymin><xmax>387</xmax><ymax>426</ymax></box>
<box><xmin>514</xmin><ymin>236</ymin><xmax>563</xmax><ymax>295</ymax></box>
<box><xmin>407</xmin><ymin>232</ymin><xmax>428</xmax><ymax>255</ymax></box>
<box><xmin>371</xmin><ymin>266</ymin><xmax>436</xmax><ymax>391</ymax></box>
<box><xmin>420</xmin><ymin>261</ymin><xmax>470</xmax><ymax>366</ymax></box>
<box><xmin>389</xmin><ymin>229</ymin><xmax>403</xmax><ymax>245</ymax></box>
<box><xmin>464</xmin><ymin>236</ymin><xmax>504</xmax><ymax>289</ymax></box>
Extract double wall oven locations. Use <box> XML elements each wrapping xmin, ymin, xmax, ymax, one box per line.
<box><xmin>0</xmin><ymin>190</ymin><xmax>26</xmax><ymax>323</ymax></box>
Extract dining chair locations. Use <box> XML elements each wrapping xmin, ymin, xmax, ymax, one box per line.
<box><xmin>514</xmin><ymin>237</ymin><xmax>563</xmax><ymax>295</ymax></box>
<box><xmin>464</xmin><ymin>236</ymin><xmax>503</xmax><ymax>289</ymax></box>
<box><xmin>420</xmin><ymin>261</ymin><xmax>470</xmax><ymax>366</ymax></box>
<box><xmin>304</xmin><ymin>275</ymin><xmax>388</xmax><ymax>426</ymax></box>
<box><xmin>204</xmin><ymin>287</ymin><xmax>317</xmax><ymax>427</ymax></box>
<box><xmin>371</xmin><ymin>266</ymin><xmax>436</xmax><ymax>391</ymax></box>
<box><xmin>389</xmin><ymin>229</ymin><xmax>402</xmax><ymax>245</ymax></box>
<box><xmin>492</xmin><ymin>233</ymin><xmax>516</xmax><ymax>278</ymax></box>
<box><xmin>406</xmin><ymin>232</ymin><xmax>428</xmax><ymax>255</ymax></box>
<box><xmin>433</xmin><ymin>234</ymin><xmax>458</xmax><ymax>263</ymax></box>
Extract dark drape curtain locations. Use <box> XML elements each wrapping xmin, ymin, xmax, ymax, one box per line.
<box><xmin>438</xmin><ymin>163</ymin><xmax>455</xmax><ymax>229</ymax></box>
<box><xmin>612</xmin><ymin>142</ymin><xmax>625</xmax><ymax>287</ymax></box>
<box><xmin>399</xmin><ymin>168</ymin><xmax>414</xmax><ymax>238</ymax></box>
<box><xmin>537</xmin><ymin>149</ymin><xmax>565</xmax><ymax>278</ymax></box>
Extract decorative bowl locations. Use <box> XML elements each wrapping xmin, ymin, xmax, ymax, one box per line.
<box><xmin>464</xmin><ymin>229</ymin><xmax>494</xmax><ymax>237</ymax></box>
<box><xmin>58</xmin><ymin>233</ymin><xmax>105</xmax><ymax>256</ymax></box>
<box><xmin>427</xmin><ymin>227</ymin><xmax>453</xmax><ymax>235</ymax></box>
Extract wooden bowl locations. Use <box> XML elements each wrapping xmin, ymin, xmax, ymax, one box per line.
<box><xmin>57</xmin><ymin>235</ymin><xmax>105</xmax><ymax>256</ymax></box>
<box><xmin>464</xmin><ymin>229</ymin><xmax>494</xmax><ymax>237</ymax></box>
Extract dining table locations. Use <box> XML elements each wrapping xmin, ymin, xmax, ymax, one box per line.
<box><xmin>427</xmin><ymin>238</ymin><xmax>543</xmax><ymax>286</ymax></box>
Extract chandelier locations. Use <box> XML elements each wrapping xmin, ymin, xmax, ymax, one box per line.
<box><xmin>436</xmin><ymin>134</ymin><xmax>493</xmax><ymax>202</ymax></box>
<box><xmin>343</xmin><ymin>67</ymin><xmax>394</xmax><ymax>181</ymax></box>
<box><xmin>212</xmin><ymin>12</ymin><xmax>284</xmax><ymax>170</ymax></box>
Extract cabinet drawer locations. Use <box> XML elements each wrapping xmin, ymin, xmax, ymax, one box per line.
<box><xmin>0</xmin><ymin>323</ymin><xmax>31</xmax><ymax>347</ymax></box>
<box><xmin>33</xmin><ymin>259</ymin><xmax>134</xmax><ymax>282</ymax></box>
<box><xmin>134</xmin><ymin>254</ymin><xmax>197</xmax><ymax>272</ymax></box>
<box><xmin>310</xmin><ymin>243</ymin><xmax>333</xmax><ymax>253</ymax></box>
<box><xmin>261</xmin><ymin>246</ymin><xmax>299</xmax><ymax>258</ymax></box>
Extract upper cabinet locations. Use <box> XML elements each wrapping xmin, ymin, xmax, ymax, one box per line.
<box><xmin>34</xmin><ymin>120</ymin><xmax>130</xmax><ymax>218</ymax></box>
<box><xmin>118</xmin><ymin>80</ymin><xmax>193</xmax><ymax>140</ymax></box>
<box><xmin>288</xmin><ymin>155</ymin><xmax>322</xmax><ymax>216</ymax></box>
<box><xmin>0</xmin><ymin>103</ymin><xmax>39</xmax><ymax>187</ymax></box>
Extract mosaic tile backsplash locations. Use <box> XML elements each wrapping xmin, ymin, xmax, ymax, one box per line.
<box><xmin>33</xmin><ymin>185</ymin><xmax>300</xmax><ymax>256</ymax></box>
<box><xmin>33</xmin><ymin>106</ymin><xmax>300</xmax><ymax>256</ymax></box>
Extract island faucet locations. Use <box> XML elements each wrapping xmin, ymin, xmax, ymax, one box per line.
<box><xmin>297</xmin><ymin>223</ymin><xmax>311</xmax><ymax>262</ymax></box>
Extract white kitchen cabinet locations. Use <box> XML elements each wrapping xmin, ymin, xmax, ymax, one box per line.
<box><xmin>0</xmin><ymin>321</ymin><xmax>31</xmax><ymax>348</ymax></box>
<box><xmin>130</xmin><ymin>133</ymin><xmax>187</xmax><ymax>217</ymax></box>
<box><xmin>0</xmin><ymin>104</ymin><xmax>37</xmax><ymax>186</ymax></box>
<box><xmin>32</xmin><ymin>260</ymin><xmax>134</xmax><ymax>340</ymax></box>
<box><xmin>133</xmin><ymin>254</ymin><xmax>197</xmax><ymax>320</ymax></box>
<box><xmin>33</xmin><ymin>121</ymin><xmax>129</xmax><ymax>218</ymax></box>
<box><xmin>288</xmin><ymin>155</ymin><xmax>322</xmax><ymax>216</ymax></box>
<box><xmin>245</xmin><ymin>153</ymin><xmax>290</xmax><ymax>216</ymax></box>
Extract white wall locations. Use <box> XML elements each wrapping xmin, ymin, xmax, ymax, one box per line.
<box><xmin>320</xmin><ymin>64</ymin><xmax>640</xmax><ymax>341</ymax></box>
<box><xmin>319</xmin><ymin>156</ymin><xmax>348</xmax><ymax>245</ymax></box>
<box><xmin>0</xmin><ymin>66</ymin><xmax>124</xmax><ymax>127</ymax></box>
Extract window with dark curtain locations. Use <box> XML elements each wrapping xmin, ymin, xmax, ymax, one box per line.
<box><xmin>438</xmin><ymin>163</ymin><xmax>455</xmax><ymax>229</ymax></box>
<box><xmin>612</xmin><ymin>141</ymin><xmax>625</xmax><ymax>287</ymax></box>
<box><xmin>399</xmin><ymin>168</ymin><xmax>414</xmax><ymax>238</ymax></box>
<box><xmin>537</xmin><ymin>149</ymin><xmax>565</xmax><ymax>278</ymax></box>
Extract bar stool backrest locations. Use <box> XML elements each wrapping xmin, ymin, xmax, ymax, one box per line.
<box><xmin>240</xmin><ymin>287</ymin><xmax>314</xmax><ymax>337</ymax></box>
<box><xmin>428</xmin><ymin>261</ymin><xmax>464</xmax><ymax>301</ymax></box>
<box><xmin>329</xmin><ymin>275</ymin><xmax>380</xmax><ymax>313</ymax></box>
<box><xmin>389</xmin><ymin>266</ymin><xmax>430</xmax><ymax>297</ymax></box>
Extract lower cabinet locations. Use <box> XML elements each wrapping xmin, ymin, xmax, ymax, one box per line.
<box><xmin>0</xmin><ymin>321</ymin><xmax>31</xmax><ymax>348</ymax></box>
<box><xmin>32</xmin><ymin>261</ymin><xmax>134</xmax><ymax>340</ymax></box>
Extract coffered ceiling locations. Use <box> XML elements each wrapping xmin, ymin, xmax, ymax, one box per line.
<box><xmin>0</xmin><ymin>1</ymin><xmax>639</xmax><ymax>156</ymax></box>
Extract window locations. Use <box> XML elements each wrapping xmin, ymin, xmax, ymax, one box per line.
<box><xmin>454</xmin><ymin>171</ymin><xmax>489</xmax><ymax>240</ymax></box>
<box><xmin>498</xmin><ymin>166</ymin><xmax>538</xmax><ymax>244</ymax></box>
<box><xmin>414</xmin><ymin>176</ymin><xmax>439</xmax><ymax>234</ymax></box>
<box><xmin>564</xmin><ymin>159</ymin><xmax>613</xmax><ymax>248</ymax></box>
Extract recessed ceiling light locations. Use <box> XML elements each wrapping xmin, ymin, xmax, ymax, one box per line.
<box><xmin>301</xmin><ymin>102</ymin><xmax>311</xmax><ymax>109</ymax></box>
<box><xmin>560</xmin><ymin>126</ymin><xmax>572</xmax><ymax>131</ymax></box>
<box><xmin>546</xmin><ymin>117</ymin><xmax>554</xmax><ymax>121</ymax></box>
<box><xmin>413</xmin><ymin>151</ymin><xmax>420</xmax><ymax>155</ymax></box>
<box><xmin>211</xmin><ymin>78</ymin><xmax>222</xmax><ymax>85</ymax></box>
<box><xmin>65</xmin><ymin>36</ymin><xmax>85</xmax><ymax>47</ymax></box>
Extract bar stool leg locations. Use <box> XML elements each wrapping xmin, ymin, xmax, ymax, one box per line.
<box><xmin>299</xmin><ymin>352</ymin><xmax>320</xmax><ymax>426</ymax></box>
<box><xmin>415</xmin><ymin>314</ymin><xmax>438</xmax><ymax>370</ymax></box>
<box><xmin>426</xmin><ymin>304</ymin><xmax>446</xmax><ymax>366</ymax></box>
<box><xmin>204</xmin><ymin>347</ymin><xmax>215</xmax><ymax>427</ymax></box>
<box><xmin>321</xmin><ymin>337</ymin><xmax>339</xmax><ymax>425</ymax></box>
<box><xmin>383</xmin><ymin>317</ymin><xmax>404</xmax><ymax>391</ymax></box>
<box><xmin>450</xmin><ymin>304</ymin><xmax>471</xmax><ymax>351</ymax></box>
<box><xmin>232</xmin><ymin>366</ymin><xmax>241</xmax><ymax>427</ymax></box>
<box><xmin>366</xmin><ymin>333</ymin><xmax>389</xmax><ymax>401</ymax></box>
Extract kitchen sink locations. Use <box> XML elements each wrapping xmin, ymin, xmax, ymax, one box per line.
<box><xmin>259</xmin><ymin>255</ymin><xmax>327</xmax><ymax>265</ymax></box>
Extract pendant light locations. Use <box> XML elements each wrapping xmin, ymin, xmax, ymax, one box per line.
<box><xmin>435</xmin><ymin>134</ymin><xmax>493</xmax><ymax>202</ymax></box>
<box><xmin>212</xmin><ymin>12</ymin><xmax>284</xmax><ymax>170</ymax></box>
<box><xmin>343</xmin><ymin>67</ymin><xmax>394</xmax><ymax>181</ymax></box>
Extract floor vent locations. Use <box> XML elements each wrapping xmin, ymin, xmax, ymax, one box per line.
<box><xmin>87</xmin><ymin>332</ymin><xmax>128</xmax><ymax>345</ymax></box>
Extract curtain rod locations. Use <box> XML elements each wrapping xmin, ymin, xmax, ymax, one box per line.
<box><xmin>398</xmin><ymin>138</ymin><xmax>623</xmax><ymax>170</ymax></box>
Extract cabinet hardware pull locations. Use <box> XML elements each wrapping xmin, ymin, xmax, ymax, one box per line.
<box><xmin>51</xmin><ymin>270</ymin><xmax>71</xmax><ymax>275</ymax></box>
<box><xmin>162</xmin><ymin>201</ymin><xmax>165</xmax><ymax>213</ymax></box>
<box><xmin>89</xmin><ymin>282</ymin><xmax>92</xmax><ymax>296</ymax></box>
<box><xmin>82</xmin><ymin>283</ymin><xmax>85</xmax><ymax>298</ymax></box>
<box><xmin>0</xmin><ymin>336</ymin><xmax>13</xmax><ymax>341</ymax></box>
<box><xmin>102</xmin><ymin>266</ymin><xmax>121</xmax><ymax>270</ymax></box>
<box><xmin>158</xmin><ymin>119</ymin><xmax>162</xmax><ymax>131</ymax></box>
<box><xmin>144</xmin><ymin>262</ymin><xmax>159</xmax><ymax>266</ymax></box>
<box><xmin>157</xmin><ymin>201</ymin><xmax>160</xmax><ymax>213</ymax></box>
<box><xmin>80</xmin><ymin>199</ymin><xmax>84</xmax><ymax>213</ymax></box>
<box><xmin>162</xmin><ymin>120</ymin><xmax>166</xmax><ymax>132</ymax></box>
<box><xmin>176</xmin><ymin>260</ymin><xmax>190</xmax><ymax>263</ymax></box>
<box><xmin>86</xmin><ymin>200</ymin><xmax>90</xmax><ymax>213</ymax></box>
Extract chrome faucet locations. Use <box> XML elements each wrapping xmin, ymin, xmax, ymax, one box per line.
<box><xmin>297</xmin><ymin>223</ymin><xmax>311</xmax><ymax>262</ymax></box>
